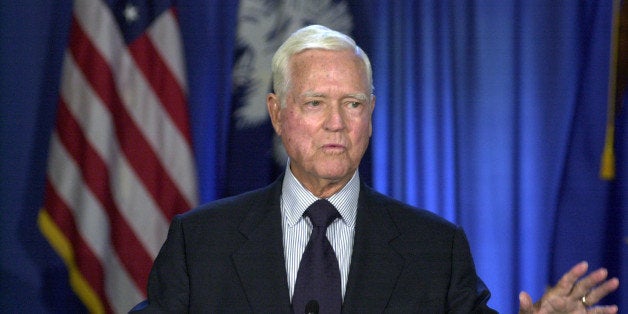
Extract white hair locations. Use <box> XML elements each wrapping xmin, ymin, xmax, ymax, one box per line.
<box><xmin>271</xmin><ymin>24</ymin><xmax>373</xmax><ymax>104</ymax></box>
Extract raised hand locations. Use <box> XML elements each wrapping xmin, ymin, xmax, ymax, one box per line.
<box><xmin>518</xmin><ymin>261</ymin><xmax>619</xmax><ymax>314</ymax></box>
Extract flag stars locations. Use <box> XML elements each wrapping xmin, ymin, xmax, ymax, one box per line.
<box><xmin>123</xmin><ymin>3</ymin><xmax>139</xmax><ymax>23</ymax></box>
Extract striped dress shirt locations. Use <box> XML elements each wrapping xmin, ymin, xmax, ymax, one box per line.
<box><xmin>281</xmin><ymin>164</ymin><xmax>359</xmax><ymax>301</ymax></box>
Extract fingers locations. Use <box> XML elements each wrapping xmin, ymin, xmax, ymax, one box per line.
<box><xmin>518</xmin><ymin>291</ymin><xmax>534</xmax><ymax>314</ymax></box>
<box><xmin>570</xmin><ymin>267</ymin><xmax>609</xmax><ymax>298</ymax></box>
<box><xmin>519</xmin><ymin>261</ymin><xmax>619</xmax><ymax>313</ymax></box>
<box><xmin>586</xmin><ymin>304</ymin><xmax>619</xmax><ymax>314</ymax></box>
<box><xmin>554</xmin><ymin>261</ymin><xmax>589</xmax><ymax>295</ymax></box>
<box><xmin>565</xmin><ymin>263</ymin><xmax>620</xmax><ymax>313</ymax></box>
<box><xmin>581</xmin><ymin>277</ymin><xmax>620</xmax><ymax>306</ymax></box>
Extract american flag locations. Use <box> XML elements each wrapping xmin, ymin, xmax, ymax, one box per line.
<box><xmin>38</xmin><ymin>0</ymin><xmax>197</xmax><ymax>312</ymax></box>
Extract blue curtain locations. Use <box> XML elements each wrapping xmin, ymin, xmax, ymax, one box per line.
<box><xmin>1</xmin><ymin>0</ymin><xmax>623</xmax><ymax>313</ymax></box>
<box><xmin>353</xmin><ymin>0</ymin><xmax>621</xmax><ymax>311</ymax></box>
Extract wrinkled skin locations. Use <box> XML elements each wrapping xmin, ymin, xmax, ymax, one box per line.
<box><xmin>267</xmin><ymin>49</ymin><xmax>374</xmax><ymax>198</ymax></box>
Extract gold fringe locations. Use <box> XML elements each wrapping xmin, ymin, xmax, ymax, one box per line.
<box><xmin>38</xmin><ymin>209</ymin><xmax>105</xmax><ymax>314</ymax></box>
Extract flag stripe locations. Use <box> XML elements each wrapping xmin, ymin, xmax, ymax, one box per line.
<box><xmin>45</xmin><ymin>139</ymin><xmax>119</xmax><ymax>310</ymax></box>
<box><xmin>47</xmin><ymin>133</ymin><xmax>110</xmax><ymax>262</ymax></box>
<box><xmin>44</xmin><ymin>180</ymin><xmax>146</xmax><ymax>314</ymax></box>
<box><xmin>57</xmin><ymin>95</ymin><xmax>156</xmax><ymax>263</ymax></box>
<box><xmin>47</xmin><ymin>130</ymin><xmax>146</xmax><ymax>309</ymax></box>
<box><xmin>52</xmin><ymin>105</ymin><xmax>152</xmax><ymax>292</ymax></box>
<box><xmin>60</xmin><ymin>52</ymin><xmax>169</xmax><ymax>259</ymax></box>
<box><xmin>130</xmin><ymin>33</ymin><xmax>191</xmax><ymax>143</ymax></box>
<box><xmin>74</xmin><ymin>0</ymin><xmax>197</xmax><ymax>208</ymax></box>
<box><xmin>42</xmin><ymin>182</ymin><xmax>111</xmax><ymax>313</ymax></box>
<box><xmin>148</xmin><ymin>9</ymin><xmax>187</xmax><ymax>91</ymax></box>
<box><xmin>68</xmin><ymin>16</ymin><xmax>191</xmax><ymax>220</ymax></box>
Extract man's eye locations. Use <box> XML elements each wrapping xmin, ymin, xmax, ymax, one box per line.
<box><xmin>348</xmin><ymin>101</ymin><xmax>362</xmax><ymax>108</ymax></box>
<box><xmin>307</xmin><ymin>100</ymin><xmax>321</xmax><ymax>107</ymax></box>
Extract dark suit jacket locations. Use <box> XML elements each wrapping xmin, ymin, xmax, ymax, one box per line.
<box><xmin>132</xmin><ymin>176</ymin><xmax>497</xmax><ymax>313</ymax></box>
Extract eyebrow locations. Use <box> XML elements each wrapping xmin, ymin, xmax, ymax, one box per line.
<box><xmin>301</xmin><ymin>92</ymin><xmax>369</xmax><ymax>102</ymax></box>
<box><xmin>345</xmin><ymin>93</ymin><xmax>369</xmax><ymax>102</ymax></box>
<box><xmin>302</xmin><ymin>91</ymin><xmax>326</xmax><ymax>98</ymax></box>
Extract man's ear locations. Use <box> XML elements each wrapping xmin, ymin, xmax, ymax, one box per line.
<box><xmin>267</xmin><ymin>93</ymin><xmax>282</xmax><ymax>135</ymax></box>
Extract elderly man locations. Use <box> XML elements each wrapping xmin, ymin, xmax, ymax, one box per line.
<box><xmin>132</xmin><ymin>25</ymin><xmax>618</xmax><ymax>313</ymax></box>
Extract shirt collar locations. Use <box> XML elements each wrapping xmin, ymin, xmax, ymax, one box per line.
<box><xmin>282</xmin><ymin>161</ymin><xmax>359</xmax><ymax>228</ymax></box>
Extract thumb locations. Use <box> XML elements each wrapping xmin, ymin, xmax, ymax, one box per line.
<box><xmin>518</xmin><ymin>291</ymin><xmax>534</xmax><ymax>314</ymax></box>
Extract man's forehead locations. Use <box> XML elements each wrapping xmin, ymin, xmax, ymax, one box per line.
<box><xmin>285</xmin><ymin>49</ymin><xmax>371</xmax><ymax>97</ymax></box>
<box><xmin>289</xmin><ymin>49</ymin><xmax>362</xmax><ymax>67</ymax></box>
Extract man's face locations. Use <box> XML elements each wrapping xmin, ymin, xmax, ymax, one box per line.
<box><xmin>267</xmin><ymin>49</ymin><xmax>374</xmax><ymax>195</ymax></box>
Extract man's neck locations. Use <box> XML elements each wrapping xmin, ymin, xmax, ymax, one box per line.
<box><xmin>286</xmin><ymin>162</ymin><xmax>357</xmax><ymax>198</ymax></box>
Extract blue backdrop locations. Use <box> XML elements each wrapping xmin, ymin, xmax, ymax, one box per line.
<box><xmin>1</xmin><ymin>0</ymin><xmax>625</xmax><ymax>313</ymax></box>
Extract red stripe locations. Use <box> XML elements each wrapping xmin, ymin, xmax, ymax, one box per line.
<box><xmin>130</xmin><ymin>31</ymin><xmax>193</xmax><ymax>143</ymax></box>
<box><xmin>43</xmin><ymin>181</ymin><xmax>115</xmax><ymax>313</ymax></box>
<box><xmin>68</xmin><ymin>17</ymin><xmax>191</xmax><ymax>219</ymax></box>
<box><xmin>55</xmin><ymin>98</ymin><xmax>153</xmax><ymax>292</ymax></box>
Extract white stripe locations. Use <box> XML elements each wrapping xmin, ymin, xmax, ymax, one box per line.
<box><xmin>47</xmin><ymin>133</ymin><xmax>144</xmax><ymax>306</ymax></box>
<box><xmin>148</xmin><ymin>9</ymin><xmax>188</xmax><ymax>92</ymax></box>
<box><xmin>73</xmin><ymin>0</ymin><xmax>197</xmax><ymax>206</ymax></box>
<box><xmin>48</xmin><ymin>133</ymin><xmax>110</xmax><ymax>258</ymax></box>
<box><xmin>61</xmin><ymin>53</ymin><xmax>169</xmax><ymax>259</ymax></box>
<box><xmin>105</xmin><ymin>252</ymin><xmax>146</xmax><ymax>313</ymax></box>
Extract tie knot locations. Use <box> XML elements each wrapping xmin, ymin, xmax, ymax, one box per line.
<box><xmin>304</xmin><ymin>199</ymin><xmax>340</xmax><ymax>228</ymax></box>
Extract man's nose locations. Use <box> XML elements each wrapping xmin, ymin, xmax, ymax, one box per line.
<box><xmin>323</xmin><ymin>105</ymin><xmax>346</xmax><ymax>131</ymax></box>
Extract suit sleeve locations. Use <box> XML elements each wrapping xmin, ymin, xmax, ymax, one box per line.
<box><xmin>447</xmin><ymin>226</ymin><xmax>498</xmax><ymax>314</ymax></box>
<box><xmin>129</xmin><ymin>215</ymin><xmax>189</xmax><ymax>313</ymax></box>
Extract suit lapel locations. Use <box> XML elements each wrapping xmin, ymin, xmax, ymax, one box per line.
<box><xmin>342</xmin><ymin>184</ymin><xmax>405</xmax><ymax>312</ymax></box>
<box><xmin>231</xmin><ymin>179</ymin><xmax>292</xmax><ymax>312</ymax></box>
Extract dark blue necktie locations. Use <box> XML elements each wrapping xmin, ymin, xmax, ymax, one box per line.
<box><xmin>292</xmin><ymin>199</ymin><xmax>342</xmax><ymax>314</ymax></box>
